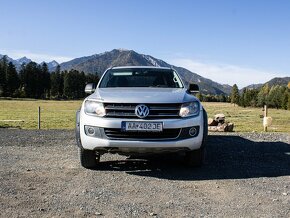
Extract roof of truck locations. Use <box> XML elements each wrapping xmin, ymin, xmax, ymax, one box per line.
<box><xmin>111</xmin><ymin>66</ymin><xmax>172</xmax><ymax>70</ymax></box>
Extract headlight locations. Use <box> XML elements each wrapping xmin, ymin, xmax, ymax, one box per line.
<box><xmin>179</xmin><ymin>101</ymin><xmax>200</xmax><ymax>117</ymax></box>
<box><xmin>84</xmin><ymin>100</ymin><xmax>106</xmax><ymax>117</ymax></box>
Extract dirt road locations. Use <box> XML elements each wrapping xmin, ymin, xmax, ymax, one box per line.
<box><xmin>0</xmin><ymin>129</ymin><xmax>289</xmax><ymax>217</ymax></box>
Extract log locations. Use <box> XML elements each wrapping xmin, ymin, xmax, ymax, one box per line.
<box><xmin>227</xmin><ymin>123</ymin><xmax>234</xmax><ymax>132</ymax></box>
<box><xmin>217</xmin><ymin>124</ymin><xmax>226</xmax><ymax>132</ymax></box>
<box><xmin>208</xmin><ymin>126</ymin><xmax>218</xmax><ymax>132</ymax></box>
<box><xmin>208</xmin><ymin>118</ymin><xmax>218</xmax><ymax>126</ymax></box>
<box><xmin>209</xmin><ymin>122</ymin><xmax>234</xmax><ymax>132</ymax></box>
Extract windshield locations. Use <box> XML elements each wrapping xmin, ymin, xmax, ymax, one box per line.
<box><xmin>99</xmin><ymin>68</ymin><xmax>184</xmax><ymax>88</ymax></box>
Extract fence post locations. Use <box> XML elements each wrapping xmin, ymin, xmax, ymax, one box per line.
<box><xmin>263</xmin><ymin>105</ymin><xmax>268</xmax><ymax>132</ymax></box>
<box><xmin>38</xmin><ymin>106</ymin><xmax>41</xmax><ymax>130</ymax></box>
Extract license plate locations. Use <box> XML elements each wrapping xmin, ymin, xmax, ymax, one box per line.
<box><xmin>121</xmin><ymin>121</ymin><xmax>163</xmax><ymax>132</ymax></box>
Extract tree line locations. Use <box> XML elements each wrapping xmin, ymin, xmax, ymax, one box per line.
<box><xmin>196</xmin><ymin>93</ymin><xmax>230</xmax><ymax>103</ymax></box>
<box><xmin>0</xmin><ymin>56</ymin><xmax>99</xmax><ymax>99</ymax></box>
<box><xmin>230</xmin><ymin>83</ymin><xmax>290</xmax><ymax>110</ymax></box>
<box><xmin>1</xmin><ymin>55</ymin><xmax>289</xmax><ymax>109</ymax></box>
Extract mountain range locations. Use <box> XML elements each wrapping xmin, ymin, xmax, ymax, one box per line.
<box><xmin>58</xmin><ymin>49</ymin><xmax>232</xmax><ymax>95</ymax></box>
<box><xmin>0</xmin><ymin>54</ymin><xmax>59</xmax><ymax>72</ymax></box>
<box><xmin>1</xmin><ymin>49</ymin><xmax>289</xmax><ymax>95</ymax></box>
<box><xmin>243</xmin><ymin>77</ymin><xmax>290</xmax><ymax>90</ymax></box>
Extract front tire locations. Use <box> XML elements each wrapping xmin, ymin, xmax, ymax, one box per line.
<box><xmin>185</xmin><ymin>108</ymin><xmax>208</xmax><ymax>167</ymax></box>
<box><xmin>79</xmin><ymin>148</ymin><xmax>100</xmax><ymax>169</ymax></box>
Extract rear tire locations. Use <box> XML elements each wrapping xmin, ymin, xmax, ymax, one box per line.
<box><xmin>79</xmin><ymin>148</ymin><xmax>100</xmax><ymax>169</ymax></box>
<box><xmin>185</xmin><ymin>108</ymin><xmax>208</xmax><ymax>167</ymax></box>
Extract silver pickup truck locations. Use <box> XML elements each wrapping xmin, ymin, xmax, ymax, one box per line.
<box><xmin>76</xmin><ymin>66</ymin><xmax>208</xmax><ymax>168</ymax></box>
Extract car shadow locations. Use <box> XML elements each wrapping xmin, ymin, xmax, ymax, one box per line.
<box><xmin>94</xmin><ymin>135</ymin><xmax>290</xmax><ymax>180</ymax></box>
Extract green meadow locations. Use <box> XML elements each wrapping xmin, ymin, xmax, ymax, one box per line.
<box><xmin>0</xmin><ymin>100</ymin><xmax>289</xmax><ymax>132</ymax></box>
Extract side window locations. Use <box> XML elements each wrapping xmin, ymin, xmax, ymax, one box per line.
<box><xmin>173</xmin><ymin>71</ymin><xmax>183</xmax><ymax>88</ymax></box>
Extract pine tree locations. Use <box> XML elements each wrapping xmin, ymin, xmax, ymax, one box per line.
<box><xmin>59</xmin><ymin>70</ymin><xmax>64</xmax><ymax>97</ymax></box>
<box><xmin>6</xmin><ymin>62</ymin><xmax>19</xmax><ymax>96</ymax></box>
<box><xmin>281</xmin><ymin>90</ymin><xmax>288</xmax><ymax>110</ymax></box>
<box><xmin>85</xmin><ymin>73</ymin><xmax>99</xmax><ymax>84</ymax></box>
<box><xmin>79</xmin><ymin>71</ymin><xmax>86</xmax><ymax>98</ymax></box>
<box><xmin>287</xmin><ymin>94</ymin><xmax>290</xmax><ymax>110</ymax></box>
<box><xmin>21</xmin><ymin>62</ymin><xmax>39</xmax><ymax>98</ymax></box>
<box><xmin>239</xmin><ymin>89</ymin><xmax>246</xmax><ymax>107</ymax></box>
<box><xmin>63</xmin><ymin>71</ymin><xmax>71</xmax><ymax>99</ymax></box>
<box><xmin>0</xmin><ymin>56</ymin><xmax>8</xmax><ymax>96</ymax></box>
<box><xmin>0</xmin><ymin>60</ymin><xmax>5</xmax><ymax>96</ymax></box>
<box><xmin>217</xmin><ymin>94</ymin><xmax>226</xmax><ymax>102</ymax></box>
<box><xmin>267</xmin><ymin>85</ymin><xmax>284</xmax><ymax>109</ymax></box>
<box><xmin>284</xmin><ymin>83</ymin><xmax>290</xmax><ymax>110</ymax></box>
<box><xmin>250</xmin><ymin>89</ymin><xmax>259</xmax><ymax>107</ymax></box>
<box><xmin>257</xmin><ymin>83</ymin><xmax>270</xmax><ymax>107</ymax></box>
<box><xmin>64</xmin><ymin>69</ymin><xmax>79</xmax><ymax>99</ymax></box>
<box><xmin>288</xmin><ymin>83</ymin><xmax>290</xmax><ymax>110</ymax></box>
<box><xmin>41</xmin><ymin>63</ymin><xmax>51</xmax><ymax>98</ymax></box>
<box><xmin>18</xmin><ymin>63</ymin><xmax>27</xmax><ymax>97</ymax></box>
<box><xmin>50</xmin><ymin>65</ymin><xmax>64</xmax><ymax>98</ymax></box>
<box><xmin>243</xmin><ymin>89</ymin><xmax>258</xmax><ymax>107</ymax></box>
<box><xmin>230</xmin><ymin>84</ymin><xmax>240</xmax><ymax>105</ymax></box>
<box><xmin>50</xmin><ymin>72</ymin><xmax>59</xmax><ymax>97</ymax></box>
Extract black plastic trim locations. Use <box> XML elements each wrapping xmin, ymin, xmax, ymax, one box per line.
<box><xmin>83</xmin><ymin>125</ymin><xmax>200</xmax><ymax>141</ymax></box>
<box><xmin>75</xmin><ymin>110</ymin><xmax>83</xmax><ymax>148</ymax></box>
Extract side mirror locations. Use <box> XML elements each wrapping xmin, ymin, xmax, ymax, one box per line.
<box><xmin>188</xmin><ymin>83</ymin><xmax>199</xmax><ymax>93</ymax></box>
<box><xmin>85</xmin><ymin>83</ymin><xmax>96</xmax><ymax>94</ymax></box>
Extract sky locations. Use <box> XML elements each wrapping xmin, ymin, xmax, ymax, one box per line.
<box><xmin>0</xmin><ymin>0</ymin><xmax>289</xmax><ymax>88</ymax></box>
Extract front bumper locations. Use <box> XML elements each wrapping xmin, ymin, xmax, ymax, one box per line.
<box><xmin>78</xmin><ymin>108</ymin><xmax>204</xmax><ymax>153</ymax></box>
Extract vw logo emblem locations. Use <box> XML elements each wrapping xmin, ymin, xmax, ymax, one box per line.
<box><xmin>135</xmin><ymin>104</ymin><xmax>149</xmax><ymax>118</ymax></box>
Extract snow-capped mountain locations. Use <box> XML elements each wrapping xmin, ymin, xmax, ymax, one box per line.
<box><xmin>0</xmin><ymin>54</ymin><xmax>59</xmax><ymax>71</ymax></box>
<box><xmin>0</xmin><ymin>55</ymin><xmax>32</xmax><ymax>70</ymax></box>
<box><xmin>40</xmin><ymin>60</ymin><xmax>59</xmax><ymax>71</ymax></box>
<box><xmin>16</xmin><ymin>56</ymin><xmax>32</xmax><ymax>65</ymax></box>
<box><xmin>48</xmin><ymin>60</ymin><xmax>59</xmax><ymax>68</ymax></box>
<box><xmin>0</xmin><ymin>54</ymin><xmax>15</xmax><ymax>64</ymax></box>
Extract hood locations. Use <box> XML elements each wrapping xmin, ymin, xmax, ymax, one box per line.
<box><xmin>88</xmin><ymin>88</ymin><xmax>197</xmax><ymax>103</ymax></box>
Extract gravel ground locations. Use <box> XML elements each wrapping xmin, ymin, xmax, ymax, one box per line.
<box><xmin>0</xmin><ymin>129</ymin><xmax>289</xmax><ymax>217</ymax></box>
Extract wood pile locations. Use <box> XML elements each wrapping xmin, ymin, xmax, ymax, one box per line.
<box><xmin>208</xmin><ymin>113</ymin><xmax>234</xmax><ymax>132</ymax></box>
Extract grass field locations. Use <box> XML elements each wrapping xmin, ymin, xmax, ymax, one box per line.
<box><xmin>0</xmin><ymin>99</ymin><xmax>82</xmax><ymax>129</ymax></box>
<box><xmin>0</xmin><ymin>100</ymin><xmax>289</xmax><ymax>132</ymax></box>
<box><xmin>203</xmin><ymin>102</ymin><xmax>290</xmax><ymax>133</ymax></box>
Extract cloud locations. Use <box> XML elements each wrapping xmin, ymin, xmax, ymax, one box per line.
<box><xmin>0</xmin><ymin>49</ymin><xmax>73</xmax><ymax>63</ymax></box>
<box><xmin>170</xmin><ymin>58</ymin><xmax>286</xmax><ymax>88</ymax></box>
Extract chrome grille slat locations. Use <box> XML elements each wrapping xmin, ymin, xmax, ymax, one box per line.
<box><xmin>148</xmin><ymin>114</ymin><xmax>179</xmax><ymax>117</ymax></box>
<box><xmin>149</xmin><ymin>107</ymin><xmax>179</xmax><ymax>111</ymax></box>
<box><xmin>104</xmin><ymin>103</ymin><xmax>181</xmax><ymax>119</ymax></box>
<box><xmin>106</xmin><ymin>113</ymin><xmax>135</xmax><ymax>117</ymax></box>
<box><xmin>105</xmin><ymin>106</ymin><xmax>135</xmax><ymax>110</ymax></box>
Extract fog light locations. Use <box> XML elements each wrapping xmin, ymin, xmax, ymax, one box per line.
<box><xmin>189</xmin><ymin>127</ymin><xmax>197</xmax><ymax>136</ymax></box>
<box><xmin>87</xmin><ymin>127</ymin><xmax>95</xmax><ymax>135</ymax></box>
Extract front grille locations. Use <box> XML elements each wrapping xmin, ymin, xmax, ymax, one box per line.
<box><xmin>104</xmin><ymin>103</ymin><xmax>181</xmax><ymax>119</ymax></box>
<box><xmin>104</xmin><ymin>128</ymin><xmax>181</xmax><ymax>140</ymax></box>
